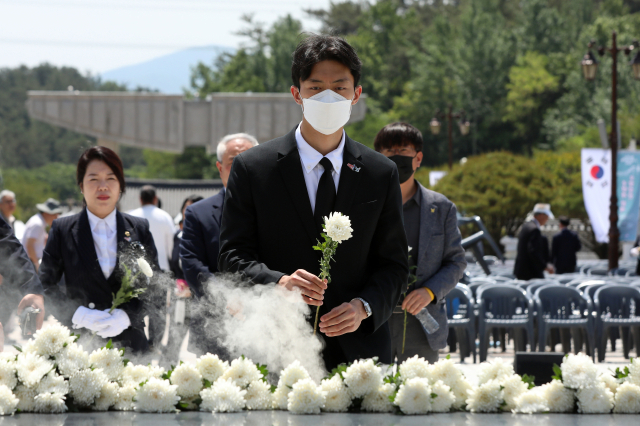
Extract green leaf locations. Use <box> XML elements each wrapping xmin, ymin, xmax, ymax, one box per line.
<box><xmin>203</xmin><ymin>378</ymin><xmax>213</xmax><ymax>388</ymax></box>
<box><xmin>326</xmin><ymin>363</ymin><xmax>348</xmax><ymax>380</ymax></box>
<box><xmin>177</xmin><ymin>401</ymin><xmax>189</xmax><ymax>409</ymax></box>
<box><xmin>446</xmin><ymin>354</ymin><xmax>451</xmax><ymax>360</ymax></box>
<box><xmin>500</xmin><ymin>400</ymin><xmax>508</xmax><ymax>407</ymax></box>
<box><xmin>522</xmin><ymin>374</ymin><xmax>536</xmax><ymax>389</ymax></box>
<box><xmin>615</xmin><ymin>367</ymin><xmax>630</xmax><ymax>379</ymax></box>
<box><xmin>551</xmin><ymin>364</ymin><xmax>563</xmax><ymax>381</ymax></box>
<box><xmin>257</xmin><ymin>363</ymin><xmax>269</xmax><ymax>382</ymax></box>
<box><xmin>123</xmin><ymin>359</ymin><xmax>130</xmax><ymax>367</ymax></box>
<box><xmin>431</xmin><ymin>392</ymin><xmax>438</xmax><ymax>399</ymax></box>
<box><xmin>63</xmin><ymin>342</ymin><xmax>68</xmax><ymax>348</ymax></box>
<box><xmin>270</xmin><ymin>385</ymin><xmax>277</xmax><ymax>393</ymax></box>
<box><xmin>13</xmin><ymin>345</ymin><xmax>22</xmax><ymax>352</ymax></box>
<box><xmin>105</xmin><ymin>339</ymin><xmax>113</xmax><ymax>350</ymax></box>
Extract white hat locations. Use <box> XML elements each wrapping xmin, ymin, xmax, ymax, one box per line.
<box><xmin>532</xmin><ymin>203</ymin><xmax>554</xmax><ymax>219</ymax></box>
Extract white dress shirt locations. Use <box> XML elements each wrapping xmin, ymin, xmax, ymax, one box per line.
<box><xmin>22</xmin><ymin>213</ymin><xmax>47</xmax><ymax>260</ymax></box>
<box><xmin>295</xmin><ymin>124</ymin><xmax>345</xmax><ymax>213</ymax></box>
<box><xmin>87</xmin><ymin>208</ymin><xmax>118</xmax><ymax>279</ymax></box>
<box><xmin>128</xmin><ymin>204</ymin><xmax>175</xmax><ymax>271</ymax></box>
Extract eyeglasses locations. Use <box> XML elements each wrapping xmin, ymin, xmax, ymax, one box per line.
<box><xmin>380</xmin><ymin>147</ymin><xmax>417</xmax><ymax>156</ymax></box>
<box><xmin>1</xmin><ymin>199</ymin><xmax>15</xmax><ymax>204</ymax></box>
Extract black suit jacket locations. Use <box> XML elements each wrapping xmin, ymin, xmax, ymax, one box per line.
<box><xmin>551</xmin><ymin>228</ymin><xmax>581</xmax><ymax>274</ymax></box>
<box><xmin>0</xmin><ymin>215</ymin><xmax>41</xmax><ymax>314</ymax></box>
<box><xmin>180</xmin><ymin>189</ymin><xmax>225</xmax><ymax>299</ymax></box>
<box><xmin>513</xmin><ymin>220</ymin><xmax>547</xmax><ymax>280</ymax></box>
<box><xmin>34</xmin><ymin>209</ymin><xmax>159</xmax><ymax>352</ymax></box>
<box><xmin>218</xmin><ymin>127</ymin><xmax>409</xmax><ymax>364</ymax></box>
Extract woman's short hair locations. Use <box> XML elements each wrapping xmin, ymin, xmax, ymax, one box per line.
<box><xmin>291</xmin><ymin>34</ymin><xmax>362</xmax><ymax>89</ymax></box>
<box><xmin>76</xmin><ymin>146</ymin><xmax>126</xmax><ymax>194</ymax></box>
<box><xmin>373</xmin><ymin>122</ymin><xmax>423</xmax><ymax>153</ymax></box>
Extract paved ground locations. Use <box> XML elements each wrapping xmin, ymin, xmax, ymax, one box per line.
<box><xmin>1</xmin><ymin>411</ymin><xmax>639</xmax><ymax>426</ymax></box>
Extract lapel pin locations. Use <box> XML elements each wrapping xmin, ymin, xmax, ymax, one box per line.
<box><xmin>431</xmin><ymin>208</ymin><xmax>435</xmax><ymax>213</ymax></box>
<box><xmin>347</xmin><ymin>163</ymin><xmax>361</xmax><ymax>172</ymax></box>
<box><xmin>124</xmin><ymin>231</ymin><xmax>131</xmax><ymax>242</ymax></box>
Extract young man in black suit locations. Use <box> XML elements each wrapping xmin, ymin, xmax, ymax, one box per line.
<box><xmin>218</xmin><ymin>35</ymin><xmax>408</xmax><ymax>370</ymax></box>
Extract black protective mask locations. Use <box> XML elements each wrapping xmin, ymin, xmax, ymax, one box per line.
<box><xmin>389</xmin><ymin>155</ymin><xmax>416</xmax><ymax>184</ymax></box>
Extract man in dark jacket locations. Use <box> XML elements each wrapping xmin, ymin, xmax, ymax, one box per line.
<box><xmin>180</xmin><ymin>133</ymin><xmax>258</xmax><ymax>356</ymax></box>
<box><xmin>514</xmin><ymin>204</ymin><xmax>554</xmax><ymax>280</ymax></box>
<box><xmin>551</xmin><ymin>216</ymin><xmax>581</xmax><ymax>274</ymax></box>
<box><xmin>218</xmin><ymin>35</ymin><xmax>408</xmax><ymax>370</ymax></box>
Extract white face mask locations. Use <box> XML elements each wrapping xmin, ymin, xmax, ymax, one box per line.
<box><xmin>301</xmin><ymin>89</ymin><xmax>354</xmax><ymax>135</ymax></box>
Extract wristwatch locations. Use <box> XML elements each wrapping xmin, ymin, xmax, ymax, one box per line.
<box><xmin>353</xmin><ymin>298</ymin><xmax>372</xmax><ymax>318</ymax></box>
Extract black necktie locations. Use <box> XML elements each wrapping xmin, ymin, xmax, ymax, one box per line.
<box><xmin>314</xmin><ymin>157</ymin><xmax>337</xmax><ymax>234</ymax></box>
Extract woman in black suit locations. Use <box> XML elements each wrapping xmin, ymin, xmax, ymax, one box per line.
<box><xmin>20</xmin><ymin>146</ymin><xmax>158</xmax><ymax>352</ymax></box>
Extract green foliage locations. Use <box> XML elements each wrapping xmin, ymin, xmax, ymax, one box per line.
<box><xmin>110</xmin><ymin>263</ymin><xmax>146</xmax><ymax>314</ymax></box>
<box><xmin>326</xmin><ymin>363</ymin><xmax>348</xmax><ymax>380</ymax></box>
<box><xmin>551</xmin><ymin>363</ymin><xmax>563</xmax><ymax>381</ymax></box>
<box><xmin>257</xmin><ymin>363</ymin><xmax>270</xmax><ymax>383</ymax></box>
<box><xmin>522</xmin><ymin>374</ymin><xmax>536</xmax><ymax>389</ymax></box>
<box><xmin>615</xmin><ymin>366</ymin><xmax>630</xmax><ymax>379</ymax></box>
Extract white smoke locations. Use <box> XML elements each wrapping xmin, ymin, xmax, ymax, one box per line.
<box><xmin>198</xmin><ymin>275</ymin><xmax>327</xmax><ymax>383</ymax></box>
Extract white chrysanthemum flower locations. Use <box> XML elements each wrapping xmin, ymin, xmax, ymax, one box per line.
<box><xmin>37</xmin><ymin>371</ymin><xmax>69</xmax><ymax>395</ymax></box>
<box><xmin>628</xmin><ymin>357</ymin><xmax>640</xmax><ymax>377</ymax></box>
<box><xmin>14</xmin><ymin>384</ymin><xmax>37</xmax><ymax>412</ymax></box>
<box><xmin>120</xmin><ymin>364</ymin><xmax>164</xmax><ymax>387</ymax></box>
<box><xmin>31</xmin><ymin>323</ymin><xmax>74</xmax><ymax>357</ymax></box>
<box><xmin>196</xmin><ymin>353</ymin><xmax>229</xmax><ymax>382</ymax></box>
<box><xmin>245</xmin><ymin>380</ymin><xmax>272</xmax><ymax>410</ymax></box>
<box><xmin>361</xmin><ymin>382</ymin><xmax>395</xmax><ymax>413</ymax></box>
<box><xmin>466</xmin><ymin>380</ymin><xmax>504</xmax><ymax>413</ymax></box>
<box><xmin>113</xmin><ymin>384</ymin><xmax>136</xmax><ymax>411</ymax></box>
<box><xmin>0</xmin><ymin>385</ymin><xmax>19</xmax><ymax>415</ymax></box>
<box><xmin>477</xmin><ymin>358</ymin><xmax>514</xmax><ymax>385</ymax></box>
<box><xmin>220</xmin><ymin>357</ymin><xmax>262</xmax><ymax>389</ymax></box>
<box><xmin>15</xmin><ymin>352</ymin><xmax>54</xmax><ymax>388</ymax></box>
<box><xmin>540</xmin><ymin>379</ymin><xmax>574</xmax><ymax>413</ymax></box>
<box><xmin>134</xmin><ymin>378</ymin><xmax>180</xmax><ymax>413</ymax></box>
<box><xmin>501</xmin><ymin>374</ymin><xmax>528</xmax><ymax>411</ymax></box>
<box><xmin>323</xmin><ymin>212</ymin><xmax>353</xmax><ymax>243</ymax></box>
<box><xmin>0</xmin><ymin>361</ymin><xmax>17</xmax><ymax>390</ymax></box>
<box><xmin>512</xmin><ymin>388</ymin><xmax>549</xmax><ymax>414</ymax></box>
<box><xmin>272</xmin><ymin>384</ymin><xmax>291</xmax><ymax>410</ymax></box>
<box><xmin>613</xmin><ymin>382</ymin><xmax>640</xmax><ymax>413</ymax></box>
<box><xmin>560</xmin><ymin>353</ymin><xmax>598</xmax><ymax>390</ymax></box>
<box><xmin>431</xmin><ymin>380</ymin><xmax>455</xmax><ymax>413</ymax></box>
<box><xmin>429</xmin><ymin>358</ymin><xmax>464</xmax><ymax>385</ymax></box>
<box><xmin>89</xmin><ymin>347</ymin><xmax>124</xmax><ymax>381</ymax></box>
<box><xmin>56</xmin><ymin>343</ymin><xmax>90</xmax><ymax>377</ymax></box>
<box><xmin>279</xmin><ymin>360</ymin><xmax>311</xmax><ymax>388</ymax></box>
<box><xmin>170</xmin><ymin>363</ymin><xmax>203</xmax><ymax>398</ymax></box>
<box><xmin>94</xmin><ymin>381</ymin><xmax>119</xmax><ymax>411</ymax></box>
<box><xmin>394</xmin><ymin>377</ymin><xmax>432</xmax><ymax>415</ymax></box>
<box><xmin>0</xmin><ymin>353</ymin><xmax>16</xmax><ymax>363</ymax></box>
<box><xmin>320</xmin><ymin>375</ymin><xmax>351</xmax><ymax>412</ymax></box>
<box><xmin>69</xmin><ymin>368</ymin><xmax>108</xmax><ymax>406</ymax></box>
<box><xmin>599</xmin><ymin>372</ymin><xmax>620</xmax><ymax>395</ymax></box>
<box><xmin>287</xmin><ymin>378</ymin><xmax>325</xmax><ymax>415</ymax></box>
<box><xmin>577</xmin><ymin>382</ymin><xmax>613</xmax><ymax>413</ymax></box>
<box><xmin>342</xmin><ymin>359</ymin><xmax>382</xmax><ymax>398</ymax></box>
<box><xmin>398</xmin><ymin>355</ymin><xmax>431</xmax><ymax>382</ymax></box>
<box><xmin>33</xmin><ymin>392</ymin><xmax>67</xmax><ymax>414</ymax></box>
<box><xmin>200</xmin><ymin>378</ymin><xmax>246</xmax><ymax>413</ymax></box>
<box><xmin>138</xmin><ymin>257</ymin><xmax>153</xmax><ymax>277</ymax></box>
<box><xmin>450</xmin><ymin>378</ymin><xmax>473</xmax><ymax>410</ymax></box>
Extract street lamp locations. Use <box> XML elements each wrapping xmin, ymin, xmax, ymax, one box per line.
<box><xmin>582</xmin><ymin>33</ymin><xmax>637</xmax><ymax>271</ymax></box>
<box><xmin>430</xmin><ymin>106</ymin><xmax>469</xmax><ymax>170</ymax></box>
<box><xmin>581</xmin><ymin>47</ymin><xmax>598</xmax><ymax>81</ymax></box>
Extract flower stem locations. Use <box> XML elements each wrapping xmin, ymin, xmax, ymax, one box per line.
<box><xmin>313</xmin><ymin>306</ymin><xmax>321</xmax><ymax>336</ymax></box>
<box><xmin>402</xmin><ymin>308</ymin><xmax>407</xmax><ymax>354</ymax></box>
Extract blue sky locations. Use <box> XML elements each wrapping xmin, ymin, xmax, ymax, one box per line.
<box><xmin>0</xmin><ymin>0</ymin><xmax>329</xmax><ymax>74</ymax></box>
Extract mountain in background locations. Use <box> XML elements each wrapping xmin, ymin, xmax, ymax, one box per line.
<box><xmin>101</xmin><ymin>45</ymin><xmax>234</xmax><ymax>93</ymax></box>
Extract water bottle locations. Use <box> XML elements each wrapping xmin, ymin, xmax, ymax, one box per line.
<box><xmin>415</xmin><ymin>309</ymin><xmax>440</xmax><ymax>334</ymax></box>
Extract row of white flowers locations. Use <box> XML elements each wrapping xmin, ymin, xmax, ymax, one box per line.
<box><xmin>1</xmin><ymin>324</ymin><xmax>640</xmax><ymax>415</ymax></box>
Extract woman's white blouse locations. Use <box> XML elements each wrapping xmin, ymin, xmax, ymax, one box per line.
<box><xmin>86</xmin><ymin>208</ymin><xmax>118</xmax><ymax>279</ymax></box>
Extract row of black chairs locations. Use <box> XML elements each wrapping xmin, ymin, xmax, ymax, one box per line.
<box><xmin>446</xmin><ymin>281</ymin><xmax>640</xmax><ymax>363</ymax></box>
